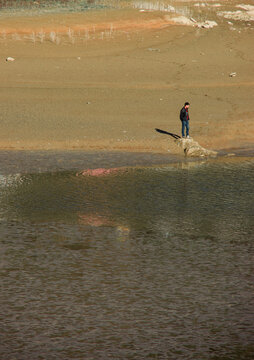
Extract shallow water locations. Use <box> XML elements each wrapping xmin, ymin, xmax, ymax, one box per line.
<box><xmin>0</xmin><ymin>0</ymin><xmax>244</xmax><ymax>20</ymax></box>
<box><xmin>0</xmin><ymin>151</ymin><xmax>254</xmax><ymax>359</ymax></box>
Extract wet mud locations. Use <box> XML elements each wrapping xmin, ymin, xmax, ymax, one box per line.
<box><xmin>0</xmin><ymin>0</ymin><xmax>253</xmax><ymax>154</ymax></box>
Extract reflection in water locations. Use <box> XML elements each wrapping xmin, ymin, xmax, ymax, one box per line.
<box><xmin>0</xmin><ymin>158</ymin><xmax>254</xmax><ymax>359</ymax></box>
<box><xmin>79</xmin><ymin>213</ymin><xmax>130</xmax><ymax>241</ymax></box>
<box><xmin>77</xmin><ymin>167</ymin><xmax>123</xmax><ymax>177</ymax></box>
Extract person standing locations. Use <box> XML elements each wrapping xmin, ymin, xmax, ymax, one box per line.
<box><xmin>180</xmin><ymin>102</ymin><xmax>190</xmax><ymax>138</ymax></box>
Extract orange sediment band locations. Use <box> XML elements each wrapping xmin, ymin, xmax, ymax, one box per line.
<box><xmin>0</xmin><ymin>16</ymin><xmax>175</xmax><ymax>36</ymax></box>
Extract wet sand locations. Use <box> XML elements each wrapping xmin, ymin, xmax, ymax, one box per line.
<box><xmin>0</xmin><ymin>3</ymin><xmax>254</xmax><ymax>154</ymax></box>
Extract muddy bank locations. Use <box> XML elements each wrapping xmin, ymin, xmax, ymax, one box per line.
<box><xmin>0</xmin><ymin>2</ymin><xmax>253</xmax><ymax>154</ymax></box>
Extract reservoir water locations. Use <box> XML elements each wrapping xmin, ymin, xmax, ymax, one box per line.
<box><xmin>0</xmin><ymin>151</ymin><xmax>253</xmax><ymax>359</ymax></box>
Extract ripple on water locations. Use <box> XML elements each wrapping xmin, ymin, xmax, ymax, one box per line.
<box><xmin>0</xmin><ymin>158</ymin><xmax>254</xmax><ymax>359</ymax></box>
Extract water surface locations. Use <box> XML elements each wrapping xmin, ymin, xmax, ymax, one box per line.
<box><xmin>0</xmin><ymin>152</ymin><xmax>253</xmax><ymax>359</ymax></box>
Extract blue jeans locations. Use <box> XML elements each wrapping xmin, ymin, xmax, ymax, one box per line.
<box><xmin>181</xmin><ymin>120</ymin><xmax>189</xmax><ymax>137</ymax></box>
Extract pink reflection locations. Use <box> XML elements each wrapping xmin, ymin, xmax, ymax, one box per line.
<box><xmin>79</xmin><ymin>214</ymin><xmax>115</xmax><ymax>227</ymax></box>
<box><xmin>77</xmin><ymin>168</ymin><xmax>121</xmax><ymax>177</ymax></box>
<box><xmin>78</xmin><ymin>213</ymin><xmax>130</xmax><ymax>241</ymax></box>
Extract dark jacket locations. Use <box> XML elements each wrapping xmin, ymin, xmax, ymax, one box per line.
<box><xmin>180</xmin><ymin>107</ymin><xmax>189</xmax><ymax>122</ymax></box>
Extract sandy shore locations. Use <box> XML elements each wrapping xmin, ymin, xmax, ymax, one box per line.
<box><xmin>0</xmin><ymin>3</ymin><xmax>253</xmax><ymax>154</ymax></box>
